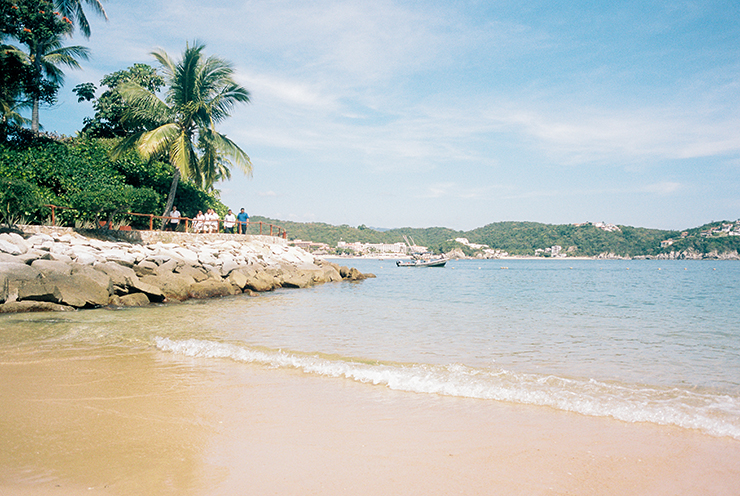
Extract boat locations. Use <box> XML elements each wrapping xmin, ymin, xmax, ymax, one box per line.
<box><xmin>396</xmin><ymin>257</ymin><xmax>447</xmax><ymax>267</ymax></box>
<box><xmin>396</xmin><ymin>235</ymin><xmax>447</xmax><ymax>267</ymax></box>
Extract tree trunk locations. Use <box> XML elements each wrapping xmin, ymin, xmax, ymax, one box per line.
<box><xmin>31</xmin><ymin>97</ymin><xmax>39</xmax><ymax>134</ymax></box>
<box><xmin>160</xmin><ymin>168</ymin><xmax>180</xmax><ymax>230</ymax></box>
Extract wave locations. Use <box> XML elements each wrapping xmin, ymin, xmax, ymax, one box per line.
<box><xmin>155</xmin><ymin>337</ymin><xmax>740</xmax><ymax>439</ymax></box>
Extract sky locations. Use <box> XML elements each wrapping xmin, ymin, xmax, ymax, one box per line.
<box><xmin>35</xmin><ymin>0</ymin><xmax>740</xmax><ymax>231</ymax></box>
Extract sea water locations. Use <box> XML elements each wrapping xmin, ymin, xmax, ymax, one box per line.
<box><xmin>2</xmin><ymin>259</ymin><xmax>739</xmax><ymax>439</ymax></box>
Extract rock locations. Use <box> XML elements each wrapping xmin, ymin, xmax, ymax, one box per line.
<box><xmin>134</xmin><ymin>260</ymin><xmax>158</xmax><ymax>277</ymax></box>
<box><xmin>26</xmin><ymin>233</ymin><xmax>54</xmax><ymax>246</ymax></box>
<box><xmin>117</xmin><ymin>293</ymin><xmax>151</xmax><ymax>307</ymax></box>
<box><xmin>244</xmin><ymin>269</ymin><xmax>277</xmax><ymax>292</ymax></box>
<box><xmin>0</xmin><ymin>253</ymin><xmax>22</xmax><ymax>264</ymax></box>
<box><xmin>188</xmin><ymin>279</ymin><xmax>239</xmax><ymax>299</ymax></box>
<box><xmin>175</xmin><ymin>264</ymin><xmax>210</xmax><ymax>282</ymax></box>
<box><xmin>17</xmin><ymin>272</ymin><xmax>110</xmax><ymax>308</ymax></box>
<box><xmin>0</xmin><ymin>239</ymin><xmax>23</xmax><ymax>255</ymax></box>
<box><xmin>0</xmin><ymin>262</ymin><xmax>42</xmax><ymax>303</ymax></box>
<box><xmin>17</xmin><ymin>250</ymin><xmax>51</xmax><ymax>264</ymax></box>
<box><xmin>226</xmin><ymin>269</ymin><xmax>249</xmax><ymax>290</ymax></box>
<box><xmin>31</xmin><ymin>259</ymin><xmax>73</xmax><ymax>277</ymax></box>
<box><xmin>74</xmin><ymin>252</ymin><xmax>98</xmax><ymax>265</ymax></box>
<box><xmin>71</xmin><ymin>265</ymin><xmax>113</xmax><ymax>296</ymax></box>
<box><xmin>140</xmin><ymin>273</ymin><xmax>195</xmax><ymax>301</ymax></box>
<box><xmin>49</xmin><ymin>252</ymin><xmax>73</xmax><ymax>263</ymax></box>
<box><xmin>131</xmin><ymin>279</ymin><xmax>165</xmax><ymax>302</ymax></box>
<box><xmin>93</xmin><ymin>262</ymin><xmax>138</xmax><ymax>294</ymax></box>
<box><xmin>103</xmin><ymin>249</ymin><xmax>137</xmax><ymax>267</ymax></box>
<box><xmin>0</xmin><ymin>300</ymin><xmax>74</xmax><ymax>313</ymax></box>
<box><xmin>219</xmin><ymin>259</ymin><xmax>239</xmax><ymax>277</ymax></box>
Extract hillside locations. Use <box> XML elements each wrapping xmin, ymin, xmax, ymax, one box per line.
<box><xmin>253</xmin><ymin>216</ymin><xmax>740</xmax><ymax>258</ymax></box>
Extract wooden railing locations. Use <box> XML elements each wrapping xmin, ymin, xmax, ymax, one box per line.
<box><xmin>43</xmin><ymin>205</ymin><xmax>287</xmax><ymax>239</ymax></box>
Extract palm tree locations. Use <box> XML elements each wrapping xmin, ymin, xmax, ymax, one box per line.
<box><xmin>113</xmin><ymin>42</ymin><xmax>252</xmax><ymax>227</ymax></box>
<box><xmin>24</xmin><ymin>34</ymin><xmax>90</xmax><ymax>132</ymax></box>
<box><xmin>53</xmin><ymin>0</ymin><xmax>107</xmax><ymax>38</ymax></box>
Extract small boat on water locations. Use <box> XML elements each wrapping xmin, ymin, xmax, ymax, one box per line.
<box><xmin>396</xmin><ymin>257</ymin><xmax>447</xmax><ymax>267</ymax></box>
<box><xmin>396</xmin><ymin>235</ymin><xmax>447</xmax><ymax>267</ymax></box>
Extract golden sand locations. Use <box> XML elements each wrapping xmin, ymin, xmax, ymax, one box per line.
<box><xmin>2</xmin><ymin>346</ymin><xmax>739</xmax><ymax>495</ymax></box>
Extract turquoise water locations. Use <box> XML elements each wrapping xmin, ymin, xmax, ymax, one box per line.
<box><xmin>3</xmin><ymin>259</ymin><xmax>739</xmax><ymax>438</ymax></box>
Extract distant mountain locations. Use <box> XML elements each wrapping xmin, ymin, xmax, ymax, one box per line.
<box><xmin>251</xmin><ymin>216</ymin><xmax>740</xmax><ymax>258</ymax></box>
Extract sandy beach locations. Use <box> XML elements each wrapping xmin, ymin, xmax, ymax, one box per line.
<box><xmin>2</xmin><ymin>344</ymin><xmax>738</xmax><ymax>496</ymax></box>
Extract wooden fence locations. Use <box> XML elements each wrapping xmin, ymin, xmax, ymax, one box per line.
<box><xmin>44</xmin><ymin>204</ymin><xmax>287</xmax><ymax>239</ymax></box>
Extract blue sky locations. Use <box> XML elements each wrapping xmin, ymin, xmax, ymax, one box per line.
<box><xmin>38</xmin><ymin>0</ymin><xmax>740</xmax><ymax>231</ymax></box>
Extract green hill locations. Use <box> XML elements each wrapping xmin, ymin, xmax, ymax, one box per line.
<box><xmin>253</xmin><ymin>216</ymin><xmax>740</xmax><ymax>258</ymax></box>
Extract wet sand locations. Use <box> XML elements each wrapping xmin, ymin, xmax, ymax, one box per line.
<box><xmin>2</xmin><ymin>346</ymin><xmax>739</xmax><ymax>495</ymax></box>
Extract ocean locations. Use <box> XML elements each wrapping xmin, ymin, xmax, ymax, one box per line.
<box><xmin>2</xmin><ymin>258</ymin><xmax>739</xmax><ymax>440</ymax></box>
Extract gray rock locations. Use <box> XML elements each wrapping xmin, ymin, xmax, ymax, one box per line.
<box><xmin>131</xmin><ymin>279</ymin><xmax>165</xmax><ymax>302</ymax></box>
<box><xmin>116</xmin><ymin>293</ymin><xmax>151</xmax><ymax>307</ymax></box>
<box><xmin>0</xmin><ymin>262</ymin><xmax>42</xmax><ymax>303</ymax></box>
<box><xmin>175</xmin><ymin>264</ymin><xmax>210</xmax><ymax>282</ymax></box>
<box><xmin>244</xmin><ymin>270</ymin><xmax>277</xmax><ymax>292</ymax></box>
<box><xmin>0</xmin><ymin>239</ymin><xmax>22</xmax><ymax>255</ymax></box>
<box><xmin>188</xmin><ymin>279</ymin><xmax>239</xmax><ymax>299</ymax></box>
<box><xmin>31</xmin><ymin>259</ymin><xmax>73</xmax><ymax>277</ymax></box>
<box><xmin>71</xmin><ymin>265</ymin><xmax>113</xmax><ymax>296</ymax></box>
<box><xmin>93</xmin><ymin>262</ymin><xmax>139</xmax><ymax>294</ymax></box>
<box><xmin>18</xmin><ymin>272</ymin><xmax>110</xmax><ymax>308</ymax></box>
<box><xmin>134</xmin><ymin>260</ymin><xmax>158</xmax><ymax>277</ymax></box>
<box><xmin>49</xmin><ymin>252</ymin><xmax>73</xmax><ymax>263</ymax></box>
<box><xmin>140</xmin><ymin>273</ymin><xmax>195</xmax><ymax>301</ymax></box>
<box><xmin>0</xmin><ymin>300</ymin><xmax>74</xmax><ymax>313</ymax></box>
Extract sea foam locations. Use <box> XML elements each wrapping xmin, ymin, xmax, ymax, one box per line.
<box><xmin>155</xmin><ymin>336</ymin><xmax>740</xmax><ymax>439</ymax></box>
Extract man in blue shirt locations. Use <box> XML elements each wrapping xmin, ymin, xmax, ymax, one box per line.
<box><xmin>236</xmin><ymin>208</ymin><xmax>249</xmax><ymax>234</ymax></box>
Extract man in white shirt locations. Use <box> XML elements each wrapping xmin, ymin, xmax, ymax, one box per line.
<box><xmin>167</xmin><ymin>206</ymin><xmax>180</xmax><ymax>231</ymax></box>
<box><xmin>224</xmin><ymin>209</ymin><xmax>236</xmax><ymax>234</ymax></box>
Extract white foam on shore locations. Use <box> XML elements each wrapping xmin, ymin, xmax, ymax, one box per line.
<box><xmin>155</xmin><ymin>337</ymin><xmax>740</xmax><ymax>439</ymax></box>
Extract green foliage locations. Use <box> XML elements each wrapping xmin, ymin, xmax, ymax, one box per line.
<box><xmin>0</xmin><ymin>176</ymin><xmax>42</xmax><ymax>225</ymax></box>
<box><xmin>249</xmin><ymin>217</ymin><xmax>740</xmax><ymax>258</ymax></box>
<box><xmin>1</xmin><ymin>0</ymin><xmax>90</xmax><ymax>133</ymax></box>
<box><xmin>72</xmin><ymin>81</ymin><xmax>95</xmax><ymax>101</ymax></box>
<box><xmin>78</xmin><ymin>63</ymin><xmax>164</xmax><ymax>138</ymax></box>
<box><xmin>0</xmin><ymin>136</ymin><xmax>226</xmax><ymax>227</ymax></box>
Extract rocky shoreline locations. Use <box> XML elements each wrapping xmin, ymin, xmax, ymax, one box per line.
<box><xmin>0</xmin><ymin>227</ymin><xmax>374</xmax><ymax>313</ymax></box>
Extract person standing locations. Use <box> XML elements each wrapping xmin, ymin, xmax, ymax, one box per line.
<box><xmin>193</xmin><ymin>211</ymin><xmax>205</xmax><ymax>233</ymax></box>
<box><xmin>224</xmin><ymin>209</ymin><xmax>236</xmax><ymax>234</ymax></box>
<box><xmin>167</xmin><ymin>206</ymin><xmax>181</xmax><ymax>231</ymax></box>
<box><xmin>236</xmin><ymin>208</ymin><xmax>249</xmax><ymax>234</ymax></box>
<box><xmin>205</xmin><ymin>208</ymin><xmax>219</xmax><ymax>233</ymax></box>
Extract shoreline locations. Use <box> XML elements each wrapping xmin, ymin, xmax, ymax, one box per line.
<box><xmin>0</xmin><ymin>226</ymin><xmax>374</xmax><ymax>313</ymax></box>
<box><xmin>2</xmin><ymin>344</ymin><xmax>738</xmax><ymax>495</ymax></box>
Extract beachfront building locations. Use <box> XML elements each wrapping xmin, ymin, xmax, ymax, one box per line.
<box><xmin>290</xmin><ymin>239</ymin><xmax>332</xmax><ymax>254</ymax></box>
<box><xmin>336</xmin><ymin>241</ymin><xmax>410</xmax><ymax>256</ymax></box>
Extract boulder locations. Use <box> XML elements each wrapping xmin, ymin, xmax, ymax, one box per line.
<box><xmin>140</xmin><ymin>272</ymin><xmax>195</xmax><ymax>301</ymax></box>
<box><xmin>188</xmin><ymin>279</ymin><xmax>239</xmax><ymax>299</ymax></box>
<box><xmin>93</xmin><ymin>262</ymin><xmax>138</xmax><ymax>294</ymax></box>
<box><xmin>17</xmin><ymin>272</ymin><xmax>110</xmax><ymax>308</ymax></box>
<box><xmin>117</xmin><ymin>293</ymin><xmax>151</xmax><ymax>307</ymax></box>
<box><xmin>71</xmin><ymin>265</ymin><xmax>113</xmax><ymax>296</ymax></box>
<box><xmin>0</xmin><ymin>300</ymin><xmax>74</xmax><ymax>313</ymax></box>
<box><xmin>175</xmin><ymin>264</ymin><xmax>210</xmax><ymax>282</ymax></box>
<box><xmin>0</xmin><ymin>262</ymin><xmax>42</xmax><ymax>303</ymax></box>
<box><xmin>133</xmin><ymin>260</ymin><xmax>158</xmax><ymax>277</ymax></box>
<box><xmin>244</xmin><ymin>269</ymin><xmax>277</xmax><ymax>292</ymax></box>
<box><xmin>0</xmin><ymin>239</ymin><xmax>23</xmax><ymax>255</ymax></box>
<box><xmin>279</xmin><ymin>265</ymin><xmax>316</xmax><ymax>288</ymax></box>
<box><xmin>226</xmin><ymin>269</ymin><xmax>249</xmax><ymax>290</ymax></box>
<box><xmin>130</xmin><ymin>279</ymin><xmax>165</xmax><ymax>302</ymax></box>
<box><xmin>31</xmin><ymin>259</ymin><xmax>73</xmax><ymax>277</ymax></box>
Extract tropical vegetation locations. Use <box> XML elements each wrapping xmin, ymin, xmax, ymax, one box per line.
<box><xmin>252</xmin><ymin>216</ymin><xmax>740</xmax><ymax>258</ymax></box>
<box><xmin>1</xmin><ymin>1</ymin><xmax>251</xmax><ymax>231</ymax></box>
<box><xmin>112</xmin><ymin>42</ymin><xmax>252</xmax><ymax>226</ymax></box>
